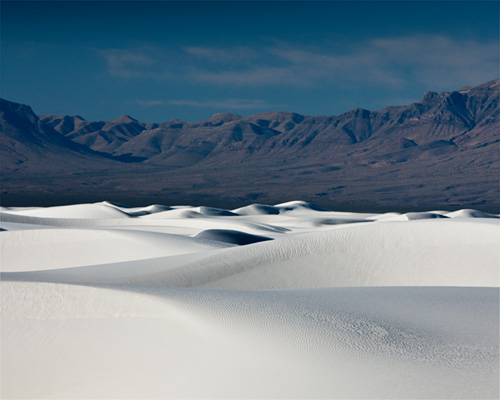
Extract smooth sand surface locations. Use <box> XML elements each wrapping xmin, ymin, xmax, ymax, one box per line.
<box><xmin>1</xmin><ymin>201</ymin><xmax>499</xmax><ymax>399</ymax></box>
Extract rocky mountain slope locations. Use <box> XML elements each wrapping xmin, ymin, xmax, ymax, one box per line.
<box><xmin>1</xmin><ymin>79</ymin><xmax>498</xmax><ymax>211</ymax></box>
<box><xmin>0</xmin><ymin>99</ymin><xmax>131</xmax><ymax>175</ymax></box>
<box><xmin>40</xmin><ymin>79</ymin><xmax>499</xmax><ymax>166</ymax></box>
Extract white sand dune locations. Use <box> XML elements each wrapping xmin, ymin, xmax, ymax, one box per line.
<box><xmin>1</xmin><ymin>201</ymin><xmax>499</xmax><ymax>399</ymax></box>
<box><xmin>1</xmin><ymin>228</ymin><xmax>234</xmax><ymax>272</ymax></box>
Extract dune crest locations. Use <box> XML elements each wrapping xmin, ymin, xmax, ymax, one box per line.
<box><xmin>1</xmin><ymin>201</ymin><xmax>499</xmax><ymax>399</ymax></box>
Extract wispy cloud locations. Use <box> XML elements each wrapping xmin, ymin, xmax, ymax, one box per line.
<box><xmin>190</xmin><ymin>67</ymin><xmax>303</xmax><ymax>86</ymax></box>
<box><xmin>99</xmin><ymin>35</ymin><xmax>498</xmax><ymax>89</ymax></box>
<box><xmin>183</xmin><ymin>46</ymin><xmax>258</xmax><ymax>64</ymax></box>
<box><xmin>132</xmin><ymin>98</ymin><xmax>285</xmax><ymax>111</ymax></box>
<box><xmin>168</xmin><ymin>98</ymin><xmax>285</xmax><ymax>110</ymax></box>
<box><xmin>135</xmin><ymin>100</ymin><xmax>165</xmax><ymax>107</ymax></box>
<box><xmin>369</xmin><ymin>35</ymin><xmax>499</xmax><ymax>88</ymax></box>
<box><xmin>99</xmin><ymin>49</ymin><xmax>155</xmax><ymax>78</ymax></box>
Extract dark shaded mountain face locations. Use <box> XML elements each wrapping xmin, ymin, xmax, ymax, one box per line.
<box><xmin>2</xmin><ymin>79</ymin><xmax>499</xmax><ymax>212</ymax></box>
<box><xmin>0</xmin><ymin>99</ymin><xmax>120</xmax><ymax>175</ymax></box>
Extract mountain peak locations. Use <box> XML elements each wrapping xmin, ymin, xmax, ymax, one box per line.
<box><xmin>200</xmin><ymin>113</ymin><xmax>242</xmax><ymax>127</ymax></box>
<box><xmin>420</xmin><ymin>91</ymin><xmax>449</xmax><ymax>107</ymax></box>
<box><xmin>479</xmin><ymin>78</ymin><xmax>500</xmax><ymax>89</ymax></box>
<box><xmin>113</xmin><ymin>114</ymin><xmax>138</xmax><ymax>124</ymax></box>
<box><xmin>207</xmin><ymin>113</ymin><xmax>241</xmax><ymax>122</ymax></box>
<box><xmin>0</xmin><ymin>98</ymin><xmax>38</xmax><ymax>120</ymax></box>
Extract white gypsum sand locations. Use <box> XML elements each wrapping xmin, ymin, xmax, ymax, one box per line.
<box><xmin>1</xmin><ymin>201</ymin><xmax>499</xmax><ymax>399</ymax></box>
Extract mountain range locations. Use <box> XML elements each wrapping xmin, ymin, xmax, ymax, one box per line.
<box><xmin>1</xmin><ymin>79</ymin><xmax>498</xmax><ymax>211</ymax></box>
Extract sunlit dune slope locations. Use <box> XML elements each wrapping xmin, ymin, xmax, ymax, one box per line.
<box><xmin>1</xmin><ymin>201</ymin><xmax>499</xmax><ymax>399</ymax></box>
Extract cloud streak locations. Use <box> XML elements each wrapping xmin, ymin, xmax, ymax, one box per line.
<box><xmin>100</xmin><ymin>35</ymin><xmax>498</xmax><ymax>90</ymax></box>
<box><xmin>168</xmin><ymin>98</ymin><xmax>286</xmax><ymax>110</ymax></box>
<box><xmin>99</xmin><ymin>49</ymin><xmax>155</xmax><ymax>78</ymax></box>
<box><xmin>183</xmin><ymin>46</ymin><xmax>258</xmax><ymax>64</ymax></box>
<box><xmin>135</xmin><ymin>100</ymin><xmax>165</xmax><ymax>107</ymax></box>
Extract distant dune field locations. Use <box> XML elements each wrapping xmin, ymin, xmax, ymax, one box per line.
<box><xmin>1</xmin><ymin>201</ymin><xmax>499</xmax><ymax>399</ymax></box>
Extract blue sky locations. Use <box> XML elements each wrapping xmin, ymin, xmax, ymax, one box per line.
<box><xmin>1</xmin><ymin>1</ymin><xmax>499</xmax><ymax>122</ymax></box>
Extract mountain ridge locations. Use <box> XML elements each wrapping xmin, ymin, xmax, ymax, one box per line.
<box><xmin>1</xmin><ymin>79</ymin><xmax>499</xmax><ymax>211</ymax></box>
<box><xmin>37</xmin><ymin>78</ymin><xmax>499</xmax><ymax>168</ymax></box>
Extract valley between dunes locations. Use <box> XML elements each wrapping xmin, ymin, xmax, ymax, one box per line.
<box><xmin>1</xmin><ymin>201</ymin><xmax>499</xmax><ymax>399</ymax></box>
